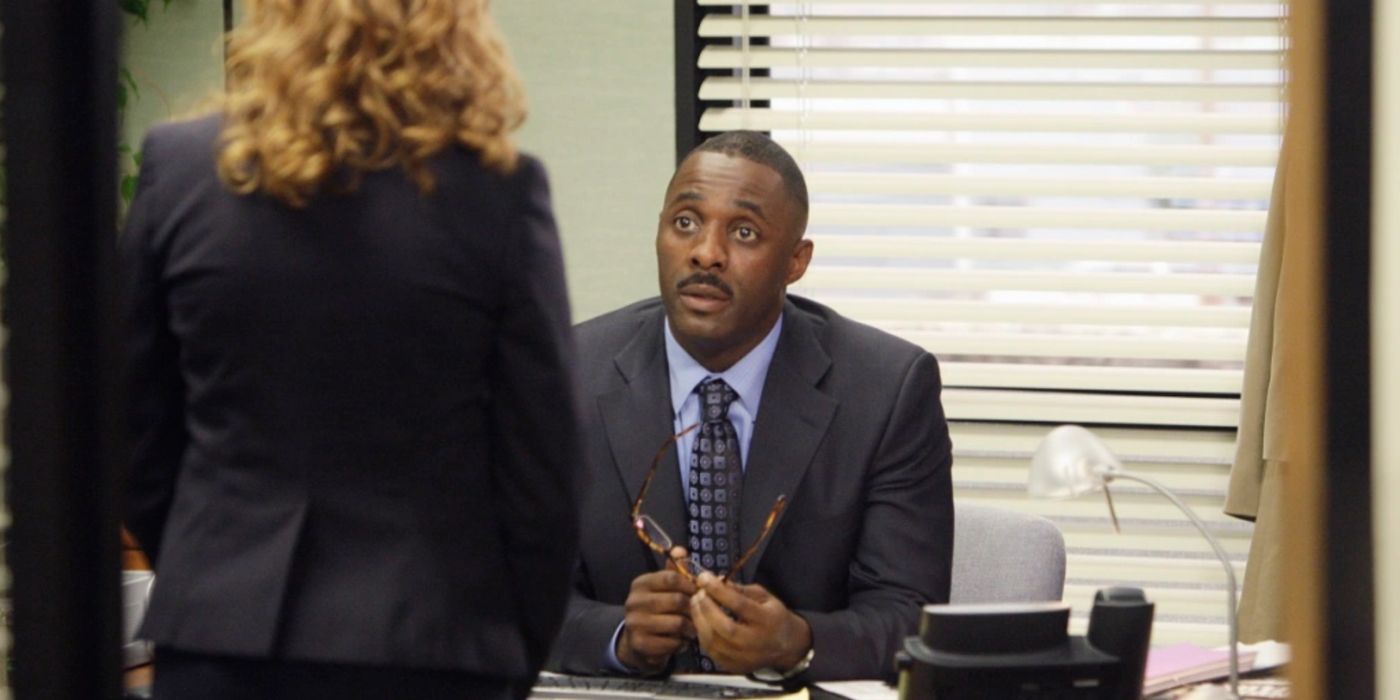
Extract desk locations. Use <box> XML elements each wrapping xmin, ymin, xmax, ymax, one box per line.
<box><xmin>129</xmin><ymin>667</ymin><xmax>1284</xmax><ymax>699</ymax></box>
<box><xmin>526</xmin><ymin>673</ymin><xmax>896</xmax><ymax>700</ymax></box>
<box><xmin>812</xmin><ymin>681</ymin><xmax>898</xmax><ymax>700</ymax></box>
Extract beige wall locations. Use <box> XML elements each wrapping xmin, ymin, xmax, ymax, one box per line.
<box><xmin>1373</xmin><ymin>1</ymin><xmax>1400</xmax><ymax>695</ymax></box>
<box><xmin>494</xmin><ymin>2</ymin><xmax>675</xmax><ymax>321</ymax></box>
<box><xmin>123</xmin><ymin>1</ymin><xmax>676</xmax><ymax>323</ymax></box>
<box><xmin>120</xmin><ymin>1</ymin><xmax>224</xmax><ymax>166</ymax></box>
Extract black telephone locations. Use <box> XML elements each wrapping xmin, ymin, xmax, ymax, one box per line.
<box><xmin>895</xmin><ymin>587</ymin><xmax>1154</xmax><ymax>699</ymax></box>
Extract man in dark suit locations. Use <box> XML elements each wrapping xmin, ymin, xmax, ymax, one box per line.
<box><xmin>547</xmin><ymin>131</ymin><xmax>953</xmax><ymax>682</ymax></box>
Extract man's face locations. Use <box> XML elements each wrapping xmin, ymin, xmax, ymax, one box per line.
<box><xmin>656</xmin><ymin>151</ymin><xmax>813</xmax><ymax>372</ymax></box>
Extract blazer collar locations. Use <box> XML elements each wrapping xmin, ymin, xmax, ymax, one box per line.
<box><xmin>598</xmin><ymin>309</ymin><xmax>687</xmax><ymax>572</ymax></box>
<box><xmin>737</xmin><ymin>299</ymin><xmax>837</xmax><ymax>581</ymax></box>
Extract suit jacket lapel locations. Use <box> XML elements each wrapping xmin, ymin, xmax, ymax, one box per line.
<box><xmin>597</xmin><ymin>309</ymin><xmax>687</xmax><ymax>573</ymax></box>
<box><xmin>738</xmin><ymin>302</ymin><xmax>837</xmax><ymax>582</ymax></box>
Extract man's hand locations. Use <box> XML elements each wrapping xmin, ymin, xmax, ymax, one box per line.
<box><xmin>616</xmin><ymin>547</ymin><xmax>698</xmax><ymax>674</ymax></box>
<box><xmin>690</xmin><ymin>571</ymin><xmax>812</xmax><ymax>675</ymax></box>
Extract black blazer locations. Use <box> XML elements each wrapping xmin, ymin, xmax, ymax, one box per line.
<box><xmin>548</xmin><ymin>296</ymin><xmax>953</xmax><ymax>681</ymax></box>
<box><xmin>120</xmin><ymin>115</ymin><xmax>580</xmax><ymax>680</ymax></box>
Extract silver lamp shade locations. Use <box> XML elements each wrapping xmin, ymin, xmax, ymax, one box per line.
<box><xmin>1029</xmin><ymin>424</ymin><xmax>1124</xmax><ymax>499</ymax></box>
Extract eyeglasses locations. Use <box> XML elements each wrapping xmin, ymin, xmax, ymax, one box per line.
<box><xmin>630</xmin><ymin>424</ymin><xmax>788</xmax><ymax>583</ymax></box>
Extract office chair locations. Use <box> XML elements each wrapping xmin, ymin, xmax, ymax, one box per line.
<box><xmin>950</xmin><ymin>503</ymin><xmax>1066</xmax><ymax>603</ymax></box>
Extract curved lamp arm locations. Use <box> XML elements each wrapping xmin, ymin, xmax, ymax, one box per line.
<box><xmin>1103</xmin><ymin>468</ymin><xmax>1240</xmax><ymax>699</ymax></box>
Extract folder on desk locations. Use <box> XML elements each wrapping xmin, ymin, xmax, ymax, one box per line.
<box><xmin>1142</xmin><ymin>643</ymin><xmax>1258</xmax><ymax>695</ymax></box>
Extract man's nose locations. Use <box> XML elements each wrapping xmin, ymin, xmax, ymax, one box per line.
<box><xmin>690</xmin><ymin>226</ymin><xmax>727</xmax><ymax>270</ymax></box>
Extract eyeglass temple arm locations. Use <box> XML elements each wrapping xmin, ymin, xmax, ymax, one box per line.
<box><xmin>720</xmin><ymin>495</ymin><xmax>788</xmax><ymax>582</ymax></box>
<box><xmin>630</xmin><ymin>423</ymin><xmax>701</xmax><ymax>521</ymax></box>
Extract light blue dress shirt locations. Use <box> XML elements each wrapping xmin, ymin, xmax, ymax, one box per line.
<box><xmin>664</xmin><ymin>314</ymin><xmax>783</xmax><ymax>484</ymax></box>
<box><xmin>603</xmin><ymin>313</ymin><xmax>785</xmax><ymax>672</ymax></box>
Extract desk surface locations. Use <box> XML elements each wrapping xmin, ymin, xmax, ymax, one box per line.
<box><xmin>527</xmin><ymin>673</ymin><xmax>893</xmax><ymax>700</ymax></box>
<box><xmin>129</xmin><ymin>667</ymin><xmax>1287</xmax><ymax>699</ymax></box>
<box><xmin>526</xmin><ymin>672</ymin><xmax>896</xmax><ymax>700</ymax></box>
<box><xmin>810</xmin><ymin>681</ymin><xmax>896</xmax><ymax>700</ymax></box>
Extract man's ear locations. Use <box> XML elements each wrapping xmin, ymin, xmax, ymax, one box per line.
<box><xmin>785</xmin><ymin>238</ymin><xmax>814</xmax><ymax>285</ymax></box>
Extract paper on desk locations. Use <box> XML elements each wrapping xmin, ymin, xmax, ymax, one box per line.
<box><xmin>814</xmin><ymin>680</ymin><xmax>898</xmax><ymax>700</ymax></box>
<box><xmin>1242</xmin><ymin>640</ymin><xmax>1290</xmax><ymax>671</ymax></box>
<box><xmin>672</xmin><ymin>674</ymin><xmax>810</xmax><ymax>699</ymax></box>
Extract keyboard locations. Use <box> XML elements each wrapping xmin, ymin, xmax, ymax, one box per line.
<box><xmin>531</xmin><ymin>674</ymin><xmax>799</xmax><ymax>699</ymax></box>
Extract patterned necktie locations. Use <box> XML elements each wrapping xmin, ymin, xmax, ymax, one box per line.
<box><xmin>687</xmin><ymin>378</ymin><xmax>744</xmax><ymax>576</ymax></box>
<box><xmin>685</xmin><ymin>378</ymin><xmax>744</xmax><ymax>673</ymax></box>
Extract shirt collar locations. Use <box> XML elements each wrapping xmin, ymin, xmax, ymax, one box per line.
<box><xmin>664</xmin><ymin>312</ymin><xmax>785</xmax><ymax>420</ymax></box>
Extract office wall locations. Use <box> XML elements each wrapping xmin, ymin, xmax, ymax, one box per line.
<box><xmin>1373</xmin><ymin>2</ymin><xmax>1400</xmax><ymax>695</ymax></box>
<box><xmin>123</xmin><ymin>2</ymin><xmax>676</xmax><ymax>323</ymax></box>
<box><xmin>494</xmin><ymin>3</ymin><xmax>675</xmax><ymax>321</ymax></box>
<box><xmin>120</xmin><ymin>2</ymin><xmax>224</xmax><ymax>168</ymax></box>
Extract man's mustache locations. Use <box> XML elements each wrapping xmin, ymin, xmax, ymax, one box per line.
<box><xmin>676</xmin><ymin>273</ymin><xmax>733</xmax><ymax>297</ymax></box>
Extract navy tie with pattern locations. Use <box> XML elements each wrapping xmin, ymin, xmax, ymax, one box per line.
<box><xmin>687</xmin><ymin>378</ymin><xmax>743</xmax><ymax>575</ymax></box>
<box><xmin>686</xmin><ymin>378</ymin><xmax>743</xmax><ymax>672</ymax></box>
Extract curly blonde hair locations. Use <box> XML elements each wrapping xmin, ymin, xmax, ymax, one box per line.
<box><xmin>218</xmin><ymin>0</ymin><xmax>526</xmax><ymax>207</ymax></box>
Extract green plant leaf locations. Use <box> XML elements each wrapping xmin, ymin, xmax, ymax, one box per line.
<box><xmin>116</xmin><ymin>0</ymin><xmax>171</xmax><ymax>209</ymax></box>
<box><xmin>119</xmin><ymin>0</ymin><xmax>150</xmax><ymax>22</ymax></box>
<box><xmin>121</xmin><ymin>174</ymin><xmax>140</xmax><ymax>204</ymax></box>
<box><xmin>120</xmin><ymin>68</ymin><xmax>140</xmax><ymax>104</ymax></box>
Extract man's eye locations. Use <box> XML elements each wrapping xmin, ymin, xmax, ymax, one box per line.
<box><xmin>675</xmin><ymin>216</ymin><xmax>696</xmax><ymax>230</ymax></box>
<box><xmin>735</xmin><ymin>226</ymin><xmax>758</xmax><ymax>241</ymax></box>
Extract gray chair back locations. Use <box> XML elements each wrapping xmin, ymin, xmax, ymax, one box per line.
<box><xmin>950</xmin><ymin>503</ymin><xmax>1066</xmax><ymax>603</ymax></box>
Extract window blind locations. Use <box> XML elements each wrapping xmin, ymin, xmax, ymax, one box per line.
<box><xmin>686</xmin><ymin>0</ymin><xmax>1284</xmax><ymax>646</ymax></box>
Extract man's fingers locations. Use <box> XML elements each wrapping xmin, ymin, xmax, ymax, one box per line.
<box><xmin>628</xmin><ymin>636</ymin><xmax>682</xmax><ymax>663</ymax></box>
<box><xmin>625</xmin><ymin>609</ymin><xmax>691</xmax><ymax>636</ymax></box>
<box><xmin>625</xmin><ymin>590</ymin><xmax>692</xmax><ymax>616</ymax></box>
<box><xmin>627</xmin><ymin>631</ymin><xmax>678</xmax><ymax>657</ymax></box>
<box><xmin>688</xmin><ymin>592</ymin><xmax>724</xmax><ymax>661</ymax></box>
<box><xmin>689</xmin><ymin>595</ymin><xmax>748</xmax><ymax>674</ymax></box>
<box><xmin>695</xmin><ymin>574</ymin><xmax>762</xmax><ymax>620</ymax></box>
<box><xmin>664</xmin><ymin>546</ymin><xmax>693</xmax><ymax>576</ymax></box>
<box><xmin>618</xmin><ymin>564</ymin><xmax>708</xmax><ymax>672</ymax></box>
<box><xmin>688</xmin><ymin>575</ymin><xmax>807</xmax><ymax>675</ymax></box>
<box><xmin>632</xmin><ymin>569</ymin><xmax>697</xmax><ymax>596</ymax></box>
<box><xmin>668</xmin><ymin>545</ymin><xmax>690</xmax><ymax>565</ymax></box>
<box><xmin>736</xmin><ymin>581</ymin><xmax>771</xmax><ymax>601</ymax></box>
<box><xmin>618</xmin><ymin>567</ymin><xmax>702</xmax><ymax>670</ymax></box>
<box><xmin>619</xmin><ymin>622</ymin><xmax>686</xmax><ymax>672</ymax></box>
<box><xmin>622</xmin><ymin>610</ymin><xmax>695</xmax><ymax>661</ymax></box>
<box><xmin>690</xmin><ymin>589</ymin><xmax>740</xmax><ymax>638</ymax></box>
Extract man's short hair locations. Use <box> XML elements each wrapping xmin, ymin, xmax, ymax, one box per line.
<box><xmin>689</xmin><ymin>131</ymin><xmax>809</xmax><ymax>235</ymax></box>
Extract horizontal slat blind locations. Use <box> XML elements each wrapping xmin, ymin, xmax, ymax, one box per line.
<box><xmin>811</xmin><ymin>236</ymin><xmax>1262</xmax><ymax>263</ymax></box>
<box><xmin>772</xmin><ymin>142</ymin><xmax>1277</xmax><ymax>166</ymax></box>
<box><xmin>699</xmin><ymin>47</ymin><xmax>1283</xmax><ymax>71</ymax></box>
<box><xmin>798</xmin><ymin>268</ymin><xmax>1257</xmax><ymax>295</ymax></box>
<box><xmin>692</xmin><ymin>0</ymin><xmax>1282</xmax><ymax>647</ymax></box>
<box><xmin>698</xmin><ymin>0</ymin><xmax>1281</xmax><ymax>5</ymax></box>
<box><xmin>701</xmin><ymin>77</ymin><xmax>1281</xmax><ymax>101</ymax></box>
<box><xmin>702</xmin><ymin>108</ymin><xmax>1281</xmax><ymax>134</ymax></box>
<box><xmin>800</xmin><ymin>173</ymin><xmax>1271</xmax><ymax>200</ymax></box>
<box><xmin>700</xmin><ymin>17</ymin><xmax>1280</xmax><ymax>38</ymax></box>
<box><xmin>952</xmin><ymin>422</ymin><xmax>1251</xmax><ymax>637</ymax></box>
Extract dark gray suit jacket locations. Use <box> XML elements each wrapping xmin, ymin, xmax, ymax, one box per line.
<box><xmin>120</xmin><ymin>115</ymin><xmax>579</xmax><ymax>681</ymax></box>
<box><xmin>548</xmin><ymin>296</ymin><xmax>953</xmax><ymax>681</ymax></box>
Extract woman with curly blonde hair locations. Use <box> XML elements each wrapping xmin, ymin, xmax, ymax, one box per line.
<box><xmin>120</xmin><ymin>1</ymin><xmax>580</xmax><ymax>698</ymax></box>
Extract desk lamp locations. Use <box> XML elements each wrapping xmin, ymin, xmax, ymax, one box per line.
<box><xmin>1029</xmin><ymin>425</ymin><xmax>1240</xmax><ymax>700</ymax></box>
